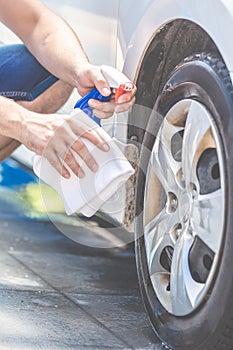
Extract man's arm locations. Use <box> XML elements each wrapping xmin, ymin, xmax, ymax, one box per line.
<box><xmin>0</xmin><ymin>0</ymin><xmax>111</xmax><ymax>97</ymax></box>
<box><xmin>0</xmin><ymin>0</ymin><xmax>136</xmax><ymax>114</ymax></box>
<box><xmin>0</xmin><ymin>95</ymin><xmax>110</xmax><ymax>178</ymax></box>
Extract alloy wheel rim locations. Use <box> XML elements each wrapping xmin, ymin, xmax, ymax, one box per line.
<box><xmin>143</xmin><ymin>99</ymin><xmax>225</xmax><ymax>316</ymax></box>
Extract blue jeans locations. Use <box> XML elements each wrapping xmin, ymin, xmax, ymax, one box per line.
<box><xmin>0</xmin><ymin>43</ymin><xmax>58</xmax><ymax>101</ymax></box>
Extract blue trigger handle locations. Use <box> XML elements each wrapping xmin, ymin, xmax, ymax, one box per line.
<box><xmin>74</xmin><ymin>88</ymin><xmax>112</xmax><ymax>126</ymax></box>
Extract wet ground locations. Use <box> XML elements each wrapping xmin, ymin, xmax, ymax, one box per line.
<box><xmin>0</xmin><ymin>158</ymin><xmax>163</xmax><ymax>350</ymax></box>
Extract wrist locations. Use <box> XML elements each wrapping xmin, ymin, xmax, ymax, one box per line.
<box><xmin>0</xmin><ymin>97</ymin><xmax>30</xmax><ymax>142</ymax></box>
<box><xmin>0</xmin><ymin>98</ymin><xmax>19</xmax><ymax>138</ymax></box>
<box><xmin>69</xmin><ymin>59</ymin><xmax>89</xmax><ymax>87</ymax></box>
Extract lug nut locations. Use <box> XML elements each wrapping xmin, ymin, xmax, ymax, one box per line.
<box><xmin>170</xmin><ymin>223</ymin><xmax>182</xmax><ymax>242</ymax></box>
<box><xmin>190</xmin><ymin>183</ymin><xmax>197</xmax><ymax>198</ymax></box>
<box><xmin>167</xmin><ymin>192</ymin><xmax>178</xmax><ymax>213</ymax></box>
<box><xmin>176</xmin><ymin>168</ymin><xmax>185</xmax><ymax>188</ymax></box>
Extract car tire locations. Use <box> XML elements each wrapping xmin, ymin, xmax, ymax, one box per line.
<box><xmin>135</xmin><ymin>53</ymin><xmax>233</xmax><ymax>350</ymax></box>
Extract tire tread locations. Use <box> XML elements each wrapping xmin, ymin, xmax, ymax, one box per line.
<box><xmin>183</xmin><ymin>52</ymin><xmax>233</xmax><ymax>350</ymax></box>
<box><xmin>183</xmin><ymin>53</ymin><xmax>233</xmax><ymax>101</ymax></box>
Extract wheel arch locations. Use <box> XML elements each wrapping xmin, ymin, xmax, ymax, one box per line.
<box><xmin>127</xmin><ymin>19</ymin><xmax>226</xmax><ymax>144</ymax></box>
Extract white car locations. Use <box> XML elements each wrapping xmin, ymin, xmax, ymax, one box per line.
<box><xmin>3</xmin><ymin>1</ymin><xmax>233</xmax><ymax>349</ymax></box>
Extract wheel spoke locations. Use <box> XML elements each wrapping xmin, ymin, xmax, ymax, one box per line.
<box><xmin>182</xmin><ymin>101</ymin><xmax>212</xmax><ymax>185</ymax></box>
<box><xmin>170</xmin><ymin>230</ymin><xmax>204</xmax><ymax>315</ymax></box>
<box><xmin>151</xmin><ymin>119</ymin><xmax>183</xmax><ymax>193</ymax></box>
<box><xmin>145</xmin><ymin>208</ymin><xmax>179</xmax><ymax>275</ymax></box>
<box><xmin>191</xmin><ymin>189</ymin><xmax>224</xmax><ymax>253</ymax></box>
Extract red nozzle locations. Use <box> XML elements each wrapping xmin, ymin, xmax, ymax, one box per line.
<box><xmin>115</xmin><ymin>82</ymin><xmax>135</xmax><ymax>103</ymax></box>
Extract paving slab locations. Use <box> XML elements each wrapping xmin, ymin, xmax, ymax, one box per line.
<box><xmin>0</xmin><ymin>289</ymin><xmax>128</xmax><ymax>349</ymax></box>
<box><xmin>0</xmin><ymin>252</ymin><xmax>52</xmax><ymax>292</ymax></box>
<box><xmin>68</xmin><ymin>294</ymin><xmax>158</xmax><ymax>349</ymax></box>
<box><xmin>0</xmin><ymin>184</ymin><xmax>163</xmax><ymax>350</ymax></box>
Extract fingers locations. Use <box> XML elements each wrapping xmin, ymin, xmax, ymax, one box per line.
<box><xmin>63</xmin><ymin>148</ymin><xmax>85</xmax><ymax>178</ymax></box>
<box><xmin>46</xmin><ymin>151</ymin><xmax>70</xmax><ymax>179</ymax></box>
<box><xmin>69</xmin><ymin>118</ymin><xmax>110</xmax><ymax>152</ymax></box>
<box><xmin>45</xmin><ymin>139</ymin><xmax>98</xmax><ymax>179</ymax></box>
<box><xmin>43</xmin><ymin>116</ymin><xmax>110</xmax><ymax>179</ymax></box>
<box><xmin>71</xmin><ymin>138</ymin><xmax>98</xmax><ymax>173</ymax></box>
<box><xmin>89</xmin><ymin>66</ymin><xmax>111</xmax><ymax>97</ymax></box>
<box><xmin>115</xmin><ymin>96</ymin><xmax>136</xmax><ymax>113</ymax></box>
<box><xmin>88</xmin><ymin>97</ymin><xmax>115</xmax><ymax>119</ymax></box>
<box><xmin>88</xmin><ymin>91</ymin><xmax>136</xmax><ymax>119</ymax></box>
<box><xmin>81</xmin><ymin>131</ymin><xmax>110</xmax><ymax>153</ymax></box>
<box><xmin>117</xmin><ymin>88</ymin><xmax>137</xmax><ymax>104</ymax></box>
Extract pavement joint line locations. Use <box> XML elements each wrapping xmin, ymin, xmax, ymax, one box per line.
<box><xmin>8</xmin><ymin>251</ymin><xmax>135</xmax><ymax>350</ymax></box>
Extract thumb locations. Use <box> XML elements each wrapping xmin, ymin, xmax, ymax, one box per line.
<box><xmin>91</xmin><ymin>67</ymin><xmax>111</xmax><ymax>96</ymax></box>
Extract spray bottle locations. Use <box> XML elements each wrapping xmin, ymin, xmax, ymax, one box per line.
<box><xmin>74</xmin><ymin>65</ymin><xmax>135</xmax><ymax>125</ymax></box>
<box><xmin>33</xmin><ymin>66</ymin><xmax>136</xmax><ymax>217</ymax></box>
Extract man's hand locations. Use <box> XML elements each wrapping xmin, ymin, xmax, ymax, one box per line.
<box><xmin>75</xmin><ymin>63</ymin><xmax>137</xmax><ymax>119</ymax></box>
<box><xmin>20</xmin><ymin>110</ymin><xmax>110</xmax><ymax>179</ymax></box>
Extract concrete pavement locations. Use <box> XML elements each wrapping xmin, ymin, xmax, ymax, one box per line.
<box><xmin>0</xmin><ymin>181</ymin><xmax>163</xmax><ymax>350</ymax></box>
